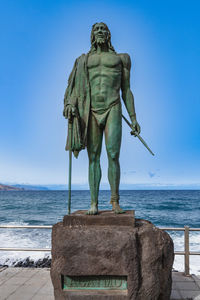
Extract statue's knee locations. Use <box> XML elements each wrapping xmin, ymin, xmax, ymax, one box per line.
<box><xmin>108</xmin><ymin>150</ymin><xmax>119</xmax><ymax>161</ymax></box>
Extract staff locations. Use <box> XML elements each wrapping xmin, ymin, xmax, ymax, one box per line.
<box><xmin>122</xmin><ymin>114</ymin><xmax>155</xmax><ymax>156</ymax></box>
<box><xmin>68</xmin><ymin>120</ymin><xmax>73</xmax><ymax>215</ymax></box>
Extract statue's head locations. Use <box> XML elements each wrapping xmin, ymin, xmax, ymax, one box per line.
<box><xmin>89</xmin><ymin>22</ymin><xmax>115</xmax><ymax>53</ymax></box>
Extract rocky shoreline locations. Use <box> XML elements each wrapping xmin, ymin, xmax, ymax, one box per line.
<box><xmin>0</xmin><ymin>256</ymin><xmax>51</xmax><ymax>268</ymax></box>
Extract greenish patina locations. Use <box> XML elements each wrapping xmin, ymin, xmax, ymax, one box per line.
<box><xmin>63</xmin><ymin>22</ymin><xmax>140</xmax><ymax>215</ymax></box>
<box><xmin>63</xmin><ymin>275</ymin><xmax>127</xmax><ymax>290</ymax></box>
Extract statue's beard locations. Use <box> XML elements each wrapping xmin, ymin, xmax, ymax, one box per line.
<box><xmin>95</xmin><ymin>36</ymin><xmax>108</xmax><ymax>45</ymax></box>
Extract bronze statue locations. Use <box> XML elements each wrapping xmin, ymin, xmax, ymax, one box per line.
<box><xmin>63</xmin><ymin>22</ymin><xmax>141</xmax><ymax>215</ymax></box>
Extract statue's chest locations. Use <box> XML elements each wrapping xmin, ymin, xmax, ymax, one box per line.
<box><xmin>88</xmin><ymin>53</ymin><xmax>121</xmax><ymax>69</ymax></box>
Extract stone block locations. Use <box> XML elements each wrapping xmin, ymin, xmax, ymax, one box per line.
<box><xmin>51</xmin><ymin>210</ymin><xmax>174</xmax><ymax>299</ymax></box>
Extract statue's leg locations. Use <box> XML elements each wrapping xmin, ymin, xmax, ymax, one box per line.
<box><xmin>86</xmin><ymin>113</ymin><xmax>103</xmax><ymax>215</ymax></box>
<box><xmin>105</xmin><ymin>104</ymin><xmax>124</xmax><ymax>214</ymax></box>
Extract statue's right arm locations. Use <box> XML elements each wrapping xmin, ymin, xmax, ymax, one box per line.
<box><xmin>63</xmin><ymin>59</ymin><xmax>79</xmax><ymax>121</ymax></box>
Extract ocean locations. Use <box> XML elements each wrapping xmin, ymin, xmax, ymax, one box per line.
<box><xmin>0</xmin><ymin>190</ymin><xmax>200</xmax><ymax>274</ymax></box>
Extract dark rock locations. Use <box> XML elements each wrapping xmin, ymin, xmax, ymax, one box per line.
<box><xmin>0</xmin><ymin>265</ymin><xmax>8</xmax><ymax>268</ymax></box>
<box><xmin>13</xmin><ymin>256</ymin><xmax>51</xmax><ymax>268</ymax></box>
<box><xmin>51</xmin><ymin>211</ymin><xmax>174</xmax><ymax>300</ymax></box>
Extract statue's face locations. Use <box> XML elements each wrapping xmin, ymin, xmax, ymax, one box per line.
<box><xmin>93</xmin><ymin>23</ymin><xmax>109</xmax><ymax>45</ymax></box>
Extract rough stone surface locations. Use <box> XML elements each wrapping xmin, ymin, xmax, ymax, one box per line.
<box><xmin>63</xmin><ymin>210</ymin><xmax>135</xmax><ymax>227</ymax></box>
<box><xmin>51</xmin><ymin>211</ymin><xmax>174</xmax><ymax>300</ymax></box>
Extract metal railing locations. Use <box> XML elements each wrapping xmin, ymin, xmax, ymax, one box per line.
<box><xmin>0</xmin><ymin>225</ymin><xmax>200</xmax><ymax>276</ymax></box>
<box><xmin>159</xmin><ymin>226</ymin><xmax>200</xmax><ymax>276</ymax></box>
<box><xmin>0</xmin><ymin>225</ymin><xmax>52</xmax><ymax>252</ymax></box>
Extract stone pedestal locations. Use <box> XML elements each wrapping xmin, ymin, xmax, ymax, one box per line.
<box><xmin>51</xmin><ymin>210</ymin><xmax>174</xmax><ymax>300</ymax></box>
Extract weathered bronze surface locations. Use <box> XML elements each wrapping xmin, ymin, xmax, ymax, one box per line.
<box><xmin>63</xmin><ymin>23</ymin><xmax>141</xmax><ymax>214</ymax></box>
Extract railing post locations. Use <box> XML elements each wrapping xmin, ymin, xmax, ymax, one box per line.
<box><xmin>184</xmin><ymin>225</ymin><xmax>190</xmax><ymax>276</ymax></box>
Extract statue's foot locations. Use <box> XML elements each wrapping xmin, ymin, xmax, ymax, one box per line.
<box><xmin>112</xmin><ymin>202</ymin><xmax>125</xmax><ymax>214</ymax></box>
<box><xmin>86</xmin><ymin>204</ymin><xmax>98</xmax><ymax>215</ymax></box>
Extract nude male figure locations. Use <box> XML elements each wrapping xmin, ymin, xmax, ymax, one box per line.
<box><xmin>64</xmin><ymin>23</ymin><xmax>140</xmax><ymax>214</ymax></box>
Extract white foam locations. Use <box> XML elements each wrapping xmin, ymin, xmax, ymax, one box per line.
<box><xmin>0</xmin><ymin>221</ymin><xmax>51</xmax><ymax>266</ymax></box>
<box><xmin>169</xmin><ymin>232</ymin><xmax>200</xmax><ymax>275</ymax></box>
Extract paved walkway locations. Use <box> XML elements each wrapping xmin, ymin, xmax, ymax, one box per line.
<box><xmin>0</xmin><ymin>267</ymin><xmax>53</xmax><ymax>300</ymax></box>
<box><xmin>171</xmin><ymin>272</ymin><xmax>200</xmax><ymax>300</ymax></box>
<box><xmin>0</xmin><ymin>267</ymin><xmax>200</xmax><ymax>299</ymax></box>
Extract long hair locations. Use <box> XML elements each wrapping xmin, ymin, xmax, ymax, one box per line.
<box><xmin>88</xmin><ymin>22</ymin><xmax>116</xmax><ymax>54</ymax></box>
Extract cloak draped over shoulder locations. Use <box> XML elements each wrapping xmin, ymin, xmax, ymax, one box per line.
<box><xmin>64</xmin><ymin>54</ymin><xmax>91</xmax><ymax>157</ymax></box>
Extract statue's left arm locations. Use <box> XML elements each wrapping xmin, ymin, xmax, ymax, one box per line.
<box><xmin>120</xmin><ymin>53</ymin><xmax>141</xmax><ymax>135</ymax></box>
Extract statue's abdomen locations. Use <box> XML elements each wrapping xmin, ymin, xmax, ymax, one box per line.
<box><xmin>88</xmin><ymin>54</ymin><xmax>122</xmax><ymax>110</ymax></box>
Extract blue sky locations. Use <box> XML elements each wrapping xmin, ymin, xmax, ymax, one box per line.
<box><xmin>0</xmin><ymin>0</ymin><xmax>200</xmax><ymax>188</ymax></box>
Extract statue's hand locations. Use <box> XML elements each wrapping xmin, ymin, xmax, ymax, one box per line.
<box><xmin>63</xmin><ymin>105</ymin><xmax>78</xmax><ymax>122</ymax></box>
<box><xmin>130</xmin><ymin>120</ymin><xmax>141</xmax><ymax>136</ymax></box>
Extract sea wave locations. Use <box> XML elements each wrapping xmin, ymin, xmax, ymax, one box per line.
<box><xmin>0</xmin><ymin>221</ymin><xmax>51</xmax><ymax>266</ymax></box>
<box><xmin>169</xmin><ymin>231</ymin><xmax>200</xmax><ymax>275</ymax></box>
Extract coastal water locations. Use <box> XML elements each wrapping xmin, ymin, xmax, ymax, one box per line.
<box><xmin>0</xmin><ymin>190</ymin><xmax>200</xmax><ymax>273</ymax></box>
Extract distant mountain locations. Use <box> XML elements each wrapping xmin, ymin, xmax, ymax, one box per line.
<box><xmin>0</xmin><ymin>184</ymin><xmax>24</xmax><ymax>191</ymax></box>
<box><xmin>13</xmin><ymin>184</ymin><xmax>49</xmax><ymax>191</ymax></box>
<box><xmin>2</xmin><ymin>182</ymin><xmax>199</xmax><ymax>191</ymax></box>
